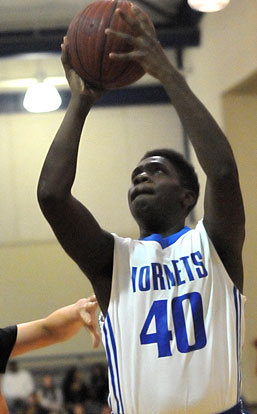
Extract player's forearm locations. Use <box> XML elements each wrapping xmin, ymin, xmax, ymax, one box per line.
<box><xmin>38</xmin><ymin>96</ymin><xmax>91</xmax><ymax>205</ymax></box>
<box><xmin>40</xmin><ymin>301</ymin><xmax>83</xmax><ymax>342</ymax></box>
<box><xmin>12</xmin><ymin>302</ymin><xmax>84</xmax><ymax>357</ymax></box>
<box><xmin>160</xmin><ymin>66</ymin><xmax>238</xmax><ymax>181</ymax></box>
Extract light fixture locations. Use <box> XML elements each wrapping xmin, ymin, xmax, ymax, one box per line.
<box><xmin>23</xmin><ymin>79</ymin><xmax>62</xmax><ymax>113</ymax></box>
<box><xmin>187</xmin><ymin>0</ymin><xmax>230</xmax><ymax>12</ymax></box>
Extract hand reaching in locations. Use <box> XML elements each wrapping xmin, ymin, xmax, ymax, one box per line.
<box><xmin>77</xmin><ymin>295</ymin><xmax>101</xmax><ymax>349</ymax></box>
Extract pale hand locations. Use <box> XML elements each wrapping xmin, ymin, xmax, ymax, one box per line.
<box><xmin>77</xmin><ymin>295</ymin><xmax>101</xmax><ymax>348</ymax></box>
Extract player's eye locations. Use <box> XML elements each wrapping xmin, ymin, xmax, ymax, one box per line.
<box><xmin>150</xmin><ymin>165</ymin><xmax>165</xmax><ymax>176</ymax></box>
<box><xmin>153</xmin><ymin>168</ymin><xmax>164</xmax><ymax>175</ymax></box>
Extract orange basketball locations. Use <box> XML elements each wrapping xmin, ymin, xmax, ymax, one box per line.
<box><xmin>67</xmin><ymin>0</ymin><xmax>155</xmax><ymax>89</ymax></box>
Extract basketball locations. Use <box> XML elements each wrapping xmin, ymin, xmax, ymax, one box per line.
<box><xmin>66</xmin><ymin>0</ymin><xmax>155</xmax><ymax>89</ymax></box>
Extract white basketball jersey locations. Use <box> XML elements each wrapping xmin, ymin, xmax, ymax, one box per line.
<box><xmin>100</xmin><ymin>220</ymin><xmax>246</xmax><ymax>414</ymax></box>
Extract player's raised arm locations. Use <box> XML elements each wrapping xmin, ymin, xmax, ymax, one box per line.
<box><xmin>10</xmin><ymin>296</ymin><xmax>100</xmax><ymax>357</ymax></box>
<box><xmin>37</xmin><ymin>39</ymin><xmax>113</xmax><ymax>313</ymax></box>
<box><xmin>106</xmin><ymin>6</ymin><xmax>245</xmax><ymax>291</ymax></box>
<box><xmin>158</xmin><ymin>69</ymin><xmax>245</xmax><ymax>291</ymax></box>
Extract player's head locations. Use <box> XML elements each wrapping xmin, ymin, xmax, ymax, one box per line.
<box><xmin>128</xmin><ymin>148</ymin><xmax>199</xmax><ymax>233</ymax></box>
<box><xmin>142</xmin><ymin>148</ymin><xmax>199</xmax><ymax>212</ymax></box>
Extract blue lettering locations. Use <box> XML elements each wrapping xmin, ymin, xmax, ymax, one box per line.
<box><xmin>131</xmin><ymin>266</ymin><xmax>137</xmax><ymax>292</ymax></box>
<box><xmin>164</xmin><ymin>264</ymin><xmax>176</xmax><ymax>288</ymax></box>
<box><xmin>180</xmin><ymin>256</ymin><xmax>195</xmax><ymax>281</ymax></box>
<box><xmin>131</xmin><ymin>250</ymin><xmax>208</xmax><ymax>293</ymax></box>
<box><xmin>191</xmin><ymin>251</ymin><xmax>208</xmax><ymax>278</ymax></box>
<box><xmin>139</xmin><ymin>266</ymin><xmax>151</xmax><ymax>291</ymax></box>
<box><xmin>172</xmin><ymin>260</ymin><xmax>185</xmax><ymax>286</ymax></box>
<box><xmin>152</xmin><ymin>263</ymin><xmax>166</xmax><ymax>290</ymax></box>
<box><xmin>172</xmin><ymin>292</ymin><xmax>207</xmax><ymax>353</ymax></box>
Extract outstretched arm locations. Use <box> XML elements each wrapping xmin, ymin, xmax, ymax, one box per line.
<box><xmin>106</xmin><ymin>6</ymin><xmax>245</xmax><ymax>291</ymax></box>
<box><xmin>10</xmin><ymin>295</ymin><xmax>100</xmax><ymax>357</ymax></box>
<box><xmin>37</xmin><ymin>39</ymin><xmax>114</xmax><ymax>314</ymax></box>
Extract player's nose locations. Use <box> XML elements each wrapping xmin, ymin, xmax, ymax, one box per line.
<box><xmin>133</xmin><ymin>171</ymin><xmax>149</xmax><ymax>185</ymax></box>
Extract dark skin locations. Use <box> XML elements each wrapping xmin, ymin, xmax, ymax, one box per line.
<box><xmin>128</xmin><ymin>155</ymin><xmax>195</xmax><ymax>237</ymax></box>
<box><xmin>37</xmin><ymin>6</ymin><xmax>245</xmax><ymax>316</ymax></box>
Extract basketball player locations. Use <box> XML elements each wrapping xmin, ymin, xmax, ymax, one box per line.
<box><xmin>37</xmin><ymin>6</ymin><xmax>246</xmax><ymax>414</ymax></box>
<box><xmin>0</xmin><ymin>295</ymin><xmax>100</xmax><ymax>414</ymax></box>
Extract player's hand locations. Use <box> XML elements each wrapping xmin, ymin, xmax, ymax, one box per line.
<box><xmin>105</xmin><ymin>6</ymin><xmax>173</xmax><ymax>82</ymax></box>
<box><xmin>77</xmin><ymin>295</ymin><xmax>101</xmax><ymax>348</ymax></box>
<box><xmin>61</xmin><ymin>37</ymin><xmax>105</xmax><ymax>104</ymax></box>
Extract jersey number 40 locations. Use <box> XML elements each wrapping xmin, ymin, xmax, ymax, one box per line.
<box><xmin>140</xmin><ymin>292</ymin><xmax>207</xmax><ymax>358</ymax></box>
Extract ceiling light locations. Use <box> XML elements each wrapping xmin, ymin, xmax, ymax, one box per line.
<box><xmin>0</xmin><ymin>77</ymin><xmax>67</xmax><ymax>91</ymax></box>
<box><xmin>23</xmin><ymin>80</ymin><xmax>62</xmax><ymax>113</ymax></box>
<box><xmin>187</xmin><ymin>0</ymin><xmax>230</xmax><ymax>12</ymax></box>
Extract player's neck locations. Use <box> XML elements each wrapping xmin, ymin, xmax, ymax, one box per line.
<box><xmin>139</xmin><ymin>220</ymin><xmax>186</xmax><ymax>239</ymax></box>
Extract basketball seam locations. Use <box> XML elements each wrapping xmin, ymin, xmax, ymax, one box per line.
<box><xmin>101</xmin><ymin>0</ymin><xmax>144</xmax><ymax>89</ymax></box>
<box><xmin>99</xmin><ymin>0</ymin><xmax>119</xmax><ymax>89</ymax></box>
<box><xmin>108</xmin><ymin>63</ymin><xmax>143</xmax><ymax>87</ymax></box>
<box><xmin>74</xmin><ymin>15</ymin><xmax>97</xmax><ymax>82</ymax></box>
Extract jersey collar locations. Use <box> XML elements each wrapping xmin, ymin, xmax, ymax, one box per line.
<box><xmin>140</xmin><ymin>226</ymin><xmax>191</xmax><ymax>249</ymax></box>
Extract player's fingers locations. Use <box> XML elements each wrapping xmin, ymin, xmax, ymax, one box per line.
<box><xmin>109</xmin><ymin>50</ymin><xmax>147</xmax><ymax>61</ymax></box>
<box><xmin>61</xmin><ymin>43</ymin><xmax>68</xmax><ymax>65</ymax></box>
<box><xmin>105</xmin><ymin>28</ymin><xmax>135</xmax><ymax>45</ymax></box>
<box><xmin>131</xmin><ymin>5</ymin><xmax>148</xmax><ymax>25</ymax></box>
<box><xmin>61</xmin><ymin>38</ymin><xmax>72</xmax><ymax>71</ymax></box>
<box><xmin>117</xmin><ymin>6</ymin><xmax>154</xmax><ymax>38</ymax></box>
<box><xmin>86</xmin><ymin>294</ymin><xmax>97</xmax><ymax>303</ymax></box>
<box><xmin>79</xmin><ymin>302</ymin><xmax>98</xmax><ymax>325</ymax></box>
<box><xmin>83</xmin><ymin>320</ymin><xmax>100</xmax><ymax>348</ymax></box>
<box><xmin>106</xmin><ymin>28</ymin><xmax>147</xmax><ymax>52</ymax></box>
<box><xmin>89</xmin><ymin>301</ymin><xmax>99</xmax><ymax>312</ymax></box>
<box><xmin>91</xmin><ymin>328</ymin><xmax>101</xmax><ymax>348</ymax></box>
<box><xmin>85</xmin><ymin>309</ymin><xmax>101</xmax><ymax>348</ymax></box>
<box><xmin>131</xmin><ymin>5</ymin><xmax>155</xmax><ymax>37</ymax></box>
<box><xmin>80</xmin><ymin>295</ymin><xmax>98</xmax><ymax>309</ymax></box>
<box><xmin>115</xmin><ymin>8</ymin><xmax>141</xmax><ymax>33</ymax></box>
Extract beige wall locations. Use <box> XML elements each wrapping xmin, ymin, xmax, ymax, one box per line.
<box><xmin>184</xmin><ymin>0</ymin><xmax>257</xmax><ymax>402</ymax></box>
<box><xmin>223</xmin><ymin>83</ymin><xmax>257</xmax><ymax>402</ymax></box>
<box><xmin>0</xmin><ymin>103</ymin><xmax>183</xmax><ymax>244</ymax></box>
<box><xmin>0</xmin><ymin>241</ymin><xmax>99</xmax><ymax>356</ymax></box>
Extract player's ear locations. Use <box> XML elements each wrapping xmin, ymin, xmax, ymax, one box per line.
<box><xmin>181</xmin><ymin>189</ymin><xmax>196</xmax><ymax>211</ymax></box>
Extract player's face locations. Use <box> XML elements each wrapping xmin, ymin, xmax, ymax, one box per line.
<box><xmin>128</xmin><ymin>156</ymin><xmax>185</xmax><ymax>231</ymax></box>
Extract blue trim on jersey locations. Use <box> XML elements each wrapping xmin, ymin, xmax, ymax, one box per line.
<box><xmin>103</xmin><ymin>323</ymin><xmax>121</xmax><ymax>413</ymax></box>
<box><xmin>106</xmin><ymin>314</ymin><xmax>125</xmax><ymax>414</ymax></box>
<box><xmin>233</xmin><ymin>286</ymin><xmax>242</xmax><ymax>402</ymax></box>
<box><xmin>103</xmin><ymin>314</ymin><xmax>124</xmax><ymax>414</ymax></box>
<box><xmin>238</xmin><ymin>292</ymin><xmax>242</xmax><ymax>398</ymax></box>
<box><xmin>140</xmin><ymin>226</ymin><xmax>191</xmax><ymax>248</ymax></box>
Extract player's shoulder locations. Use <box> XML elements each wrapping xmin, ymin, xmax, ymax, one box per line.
<box><xmin>112</xmin><ymin>232</ymin><xmax>134</xmax><ymax>246</ymax></box>
<box><xmin>188</xmin><ymin>219</ymin><xmax>208</xmax><ymax>239</ymax></box>
<box><xmin>112</xmin><ymin>220</ymin><xmax>207</xmax><ymax>251</ymax></box>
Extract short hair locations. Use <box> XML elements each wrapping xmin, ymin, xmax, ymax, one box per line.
<box><xmin>141</xmin><ymin>148</ymin><xmax>200</xmax><ymax>213</ymax></box>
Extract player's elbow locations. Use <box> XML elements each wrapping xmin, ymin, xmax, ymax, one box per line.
<box><xmin>38</xmin><ymin>185</ymin><xmax>56</xmax><ymax>214</ymax></box>
<box><xmin>37</xmin><ymin>180</ymin><xmax>66</xmax><ymax>215</ymax></box>
<box><xmin>213</xmin><ymin>161</ymin><xmax>240</xmax><ymax>185</ymax></box>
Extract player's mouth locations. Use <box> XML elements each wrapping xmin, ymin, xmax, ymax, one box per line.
<box><xmin>130</xmin><ymin>185</ymin><xmax>154</xmax><ymax>202</ymax></box>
